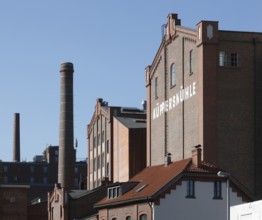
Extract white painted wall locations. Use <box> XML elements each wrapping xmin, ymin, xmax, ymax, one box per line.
<box><xmin>231</xmin><ymin>200</ymin><xmax>262</xmax><ymax>220</ymax></box>
<box><xmin>154</xmin><ymin>180</ymin><xmax>244</xmax><ymax>220</ymax></box>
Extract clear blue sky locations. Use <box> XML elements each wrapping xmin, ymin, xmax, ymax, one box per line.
<box><xmin>0</xmin><ymin>1</ymin><xmax>261</xmax><ymax>162</ymax></box>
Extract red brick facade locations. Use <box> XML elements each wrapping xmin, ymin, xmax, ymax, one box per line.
<box><xmin>146</xmin><ymin>14</ymin><xmax>262</xmax><ymax>198</ymax></box>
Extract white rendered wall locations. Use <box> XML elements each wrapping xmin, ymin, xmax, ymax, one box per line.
<box><xmin>231</xmin><ymin>200</ymin><xmax>262</xmax><ymax>220</ymax></box>
<box><xmin>154</xmin><ymin>180</ymin><xmax>244</xmax><ymax>220</ymax></box>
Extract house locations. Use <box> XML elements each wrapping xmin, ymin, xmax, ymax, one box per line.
<box><xmin>145</xmin><ymin>13</ymin><xmax>262</xmax><ymax>198</ymax></box>
<box><xmin>95</xmin><ymin>147</ymin><xmax>252</xmax><ymax>220</ymax></box>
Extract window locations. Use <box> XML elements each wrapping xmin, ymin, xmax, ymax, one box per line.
<box><xmin>170</xmin><ymin>64</ymin><xmax>176</xmax><ymax>87</ymax></box>
<box><xmin>74</xmin><ymin>167</ymin><xmax>78</xmax><ymax>173</ymax></box>
<box><xmin>108</xmin><ymin>186</ymin><xmax>121</xmax><ymax>199</ymax></box>
<box><xmin>93</xmin><ymin>136</ymin><xmax>97</xmax><ymax>149</ymax></box>
<box><xmin>230</xmin><ymin>53</ymin><xmax>239</xmax><ymax>67</ymax></box>
<box><xmin>97</xmin><ymin>155</ymin><xmax>101</xmax><ymax>169</ymax></box>
<box><xmin>4</xmin><ymin>176</ymin><xmax>8</xmax><ymax>183</ymax></box>
<box><xmin>74</xmin><ymin>178</ymin><xmax>78</xmax><ymax>188</ymax></box>
<box><xmin>43</xmin><ymin>166</ymin><xmax>48</xmax><ymax>173</ymax></box>
<box><xmin>55</xmin><ymin>150</ymin><xmax>59</xmax><ymax>155</ymax></box>
<box><xmin>30</xmin><ymin>166</ymin><xmax>35</xmax><ymax>173</ymax></box>
<box><xmin>93</xmin><ymin>158</ymin><xmax>97</xmax><ymax>170</ymax></box>
<box><xmin>98</xmin><ymin>133</ymin><xmax>101</xmax><ymax>146</ymax></box>
<box><xmin>213</xmin><ymin>181</ymin><xmax>222</xmax><ymax>199</ymax></box>
<box><xmin>102</xmin><ymin>152</ymin><xmax>105</xmax><ymax>167</ymax></box>
<box><xmin>112</xmin><ymin>218</ymin><xmax>117</xmax><ymax>220</ymax></box>
<box><xmin>219</xmin><ymin>51</ymin><xmax>227</xmax><ymax>67</ymax></box>
<box><xmin>189</xmin><ymin>50</ymin><xmax>193</xmax><ymax>74</ymax></box>
<box><xmin>102</xmin><ymin>131</ymin><xmax>105</xmax><ymax>144</ymax></box>
<box><xmin>43</xmin><ymin>177</ymin><xmax>48</xmax><ymax>184</ymax></box>
<box><xmin>13</xmin><ymin>176</ymin><xmax>18</xmax><ymax>182</ymax></box>
<box><xmin>139</xmin><ymin>214</ymin><xmax>147</xmax><ymax>220</ymax></box>
<box><xmin>126</xmin><ymin>216</ymin><xmax>131</xmax><ymax>220</ymax></box>
<box><xmin>30</xmin><ymin>177</ymin><xmax>35</xmax><ymax>184</ymax></box>
<box><xmin>106</xmin><ymin>140</ymin><xmax>110</xmax><ymax>153</ymax></box>
<box><xmin>155</xmin><ymin>77</ymin><xmax>158</xmax><ymax>99</ymax></box>
<box><xmin>106</xmin><ymin>162</ymin><xmax>110</xmax><ymax>176</ymax></box>
<box><xmin>186</xmin><ymin>180</ymin><xmax>195</xmax><ymax>198</ymax></box>
<box><xmin>4</xmin><ymin>165</ymin><xmax>8</xmax><ymax>172</ymax></box>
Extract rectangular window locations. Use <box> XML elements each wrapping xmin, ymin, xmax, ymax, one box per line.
<box><xmin>219</xmin><ymin>51</ymin><xmax>227</xmax><ymax>67</ymax></box>
<box><xmin>30</xmin><ymin>177</ymin><xmax>35</xmax><ymax>184</ymax></box>
<box><xmin>106</xmin><ymin>140</ymin><xmax>110</xmax><ymax>153</ymax></box>
<box><xmin>97</xmin><ymin>155</ymin><xmax>101</xmax><ymax>169</ymax></box>
<box><xmin>43</xmin><ymin>177</ymin><xmax>48</xmax><ymax>184</ymax></box>
<box><xmin>108</xmin><ymin>186</ymin><xmax>121</xmax><ymax>199</ymax></box>
<box><xmin>30</xmin><ymin>166</ymin><xmax>35</xmax><ymax>173</ymax></box>
<box><xmin>170</xmin><ymin>64</ymin><xmax>176</xmax><ymax>87</ymax></box>
<box><xmin>93</xmin><ymin>158</ymin><xmax>97</xmax><ymax>170</ymax></box>
<box><xmin>155</xmin><ymin>77</ymin><xmax>158</xmax><ymax>99</ymax></box>
<box><xmin>189</xmin><ymin>50</ymin><xmax>193</xmax><ymax>74</ymax></box>
<box><xmin>213</xmin><ymin>181</ymin><xmax>222</xmax><ymax>199</ymax></box>
<box><xmin>186</xmin><ymin>180</ymin><xmax>195</xmax><ymax>198</ymax></box>
<box><xmin>43</xmin><ymin>166</ymin><xmax>48</xmax><ymax>173</ymax></box>
<box><xmin>4</xmin><ymin>165</ymin><xmax>8</xmax><ymax>172</ymax></box>
<box><xmin>101</xmin><ymin>131</ymin><xmax>105</xmax><ymax>144</ymax></box>
<box><xmin>230</xmin><ymin>53</ymin><xmax>239</xmax><ymax>67</ymax></box>
<box><xmin>106</xmin><ymin>162</ymin><xmax>110</xmax><ymax>176</ymax></box>
<box><xmin>74</xmin><ymin>167</ymin><xmax>78</xmax><ymax>174</ymax></box>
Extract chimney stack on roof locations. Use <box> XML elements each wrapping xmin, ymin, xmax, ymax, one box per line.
<box><xmin>58</xmin><ymin>62</ymin><xmax>75</xmax><ymax>189</ymax></box>
<box><xmin>13</xmin><ymin>113</ymin><xmax>20</xmax><ymax>162</ymax></box>
<box><xmin>192</xmin><ymin>145</ymin><xmax>202</xmax><ymax>167</ymax></box>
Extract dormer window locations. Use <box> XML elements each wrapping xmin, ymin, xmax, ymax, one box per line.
<box><xmin>108</xmin><ymin>186</ymin><xmax>121</xmax><ymax>199</ymax></box>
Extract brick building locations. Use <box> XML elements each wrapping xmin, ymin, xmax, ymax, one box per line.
<box><xmin>145</xmin><ymin>14</ymin><xmax>262</xmax><ymax>198</ymax></box>
<box><xmin>87</xmin><ymin>98</ymin><xmax>146</xmax><ymax>190</ymax></box>
<box><xmin>0</xmin><ymin>145</ymin><xmax>87</xmax><ymax>195</ymax></box>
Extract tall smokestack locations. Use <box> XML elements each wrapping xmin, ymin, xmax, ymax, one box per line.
<box><xmin>13</xmin><ymin>113</ymin><xmax>20</xmax><ymax>162</ymax></box>
<box><xmin>58</xmin><ymin>62</ymin><xmax>74</xmax><ymax>189</ymax></box>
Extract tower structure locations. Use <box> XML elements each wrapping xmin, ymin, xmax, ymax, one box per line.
<box><xmin>13</xmin><ymin>113</ymin><xmax>20</xmax><ymax>162</ymax></box>
<box><xmin>58</xmin><ymin>62</ymin><xmax>75</xmax><ymax>189</ymax></box>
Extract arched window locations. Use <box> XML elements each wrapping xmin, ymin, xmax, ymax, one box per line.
<box><xmin>126</xmin><ymin>216</ymin><xmax>131</xmax><ymax>220</ymax></box>
<box><xmin>139</xmin><ymin>214</ymin><xmax>147</xmax><ymax>220</ymax></box>
<box><xmin>170</xmin><ymin>63</ymin><xmax>176</xmax><ymax>87</ymax></box>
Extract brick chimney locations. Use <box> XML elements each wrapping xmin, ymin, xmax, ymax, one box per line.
<box><xmin>192</xmin><ymin>145</ymin><xmax>202</xmax><ymax>167</ymax></box>
<box><xmin>58</xmin><ymin>62</ymin><xmax>74</xmax><ymax>189</ymax></box>
<box><xmin>13</xmin><ymin>113</ymin><xmax>20</xmax><ymax>162</ymax></box>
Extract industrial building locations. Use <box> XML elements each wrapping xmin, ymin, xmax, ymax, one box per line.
<box><xmin>87</xmin><ymin>98</ymin><xmax>146</xmax><ymax>190</ymax></box>
<box><xmin>145</xmin><ymin>13</ymin><xmax>262</xmax><ymax>199</ymax></box>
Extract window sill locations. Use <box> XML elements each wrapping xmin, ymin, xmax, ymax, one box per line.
<box><xmin>213</xmin><ymin>196</ymin><xmax>223</xmax><ymax>200</ymax></box>
<box><xmin>185</xmin><ymin>195</ymin><xmax>196</xmax><ymax>199</ymax></box>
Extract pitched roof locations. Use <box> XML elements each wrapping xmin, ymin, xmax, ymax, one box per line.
<box><xmin>95</xmin><ymin>158</ymin><xmax>191</xmax><ymax>207</ymax></box>
<box><xmin>95</xmin><ymin>158</ymin><xmax>252</xmax><ymax>208</ymax></box>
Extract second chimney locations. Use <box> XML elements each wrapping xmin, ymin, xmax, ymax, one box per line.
<box><xmin>13</xmin><ymin>113</ymin><xmax>20</xmax><ymax>162</ymax></box>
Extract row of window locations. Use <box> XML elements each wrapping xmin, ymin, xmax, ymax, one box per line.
<box><xmin>3</xmin><ymin>176</ymin><xmax>48</xmax><ymax>184</ymax></box>
<box><xmin>103</xmin><ymin>214</ymin><xmax>147</xmax><ymax>220</ymax></box>
<box><xmin>93</xmin><ymin>131</ymin><xmax>106</xmax><ymax>148</ymax></box>
<box><xmin>3</xmin><ymin>165</ymin><xmax>48</xmax><ymax>173</ymax></box>
<box><xmin>186</xmin><ymin>180</ymin><xmax>222</xmax><ymax>199</ymax></box>
<box><xmin>154</xmin><ymin>51</ymin><xmax>240</xmax><ymax>99</ymax></box>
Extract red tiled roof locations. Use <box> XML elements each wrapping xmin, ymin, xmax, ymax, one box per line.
<box><xmin>96</xmin><ymin>158</ymin><xmax>252</xmax><ymax>208</ymax></box>
<box><xmin>185</xmin><ymin>161</ymin><xmax>220</xmax><ymax>174</ymax></box>
<box><xmin>96</xmin><ymin>158</ymin><xmax>191</xmax><ymax>207</ymax></box>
